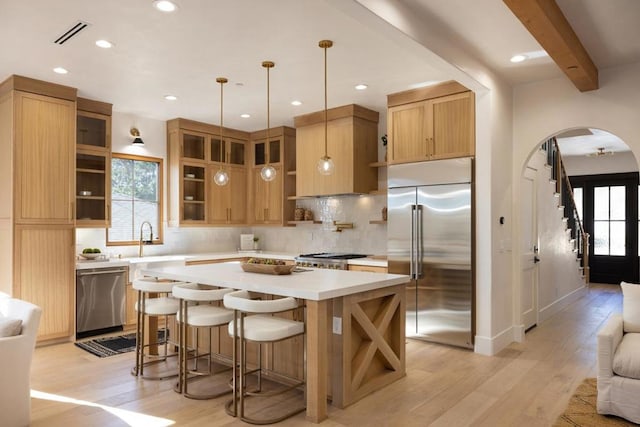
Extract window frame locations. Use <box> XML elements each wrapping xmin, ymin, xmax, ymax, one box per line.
<box><xmin>106</xmin><ymin>153</ymin><xmax>164</xmax><ymax>246</ymax></box>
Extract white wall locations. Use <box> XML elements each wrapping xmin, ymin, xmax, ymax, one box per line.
<box><xmin>78</xmin><ymin>111</ymin><xmax>388</xmax><ymax>258</ymax></box>
<box><xmin>563</xmin><ymin>151</ymin><xmax>638</xmax><ymax>177</ymax></box>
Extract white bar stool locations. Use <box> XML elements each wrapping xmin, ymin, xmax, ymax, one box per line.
<box><xmin>131</xmin><ymin>277</ymin><xmax>184</xmax><ymax>380</ymax></box>
<box><xmin>223</xmin><ymin>289</ymin><xmax>306</xmax><ymax>425</ymax></box>
<box><xmin>172</xmin><ymin>282</ymin><xmax>235</xmax><ymax>399</ymax></box>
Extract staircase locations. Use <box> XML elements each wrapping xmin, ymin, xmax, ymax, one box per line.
<box><xmin>541</xmin><ymin>138</ymin><xmax>590</xmax><ymax>284</ymax></box>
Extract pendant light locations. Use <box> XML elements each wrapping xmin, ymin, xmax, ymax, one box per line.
<box><xmin>260</xmin><ymin>61</ymin><xmax>276</xmax><ymax>182</ymax></box>
<box><xmin>317</xmin><ymin>39</ymin><xmax>334</xmax><ymax>176</ymax></box>
<box><xmin>214</xmin><ymin>77</ymin><xmax>229</xmax><ymax>186</ymax></box>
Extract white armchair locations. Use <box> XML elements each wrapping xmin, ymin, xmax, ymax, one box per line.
<box><xmin>597</xmin><ymin>282</ymin><xmax>640</xmax><ymax>424</ymax></box>
<box><xmin>0</xmin><ymin>297</ymin><xmax>42</xmax><ymax>427</ymax></box>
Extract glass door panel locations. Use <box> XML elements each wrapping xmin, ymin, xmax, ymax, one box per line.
<box><xmin>229</xmin><ymin>141</ymin><xmax>245</xmax><ymax>165</ymax></box>
<box><xmin>210</xmin><ymin>138</ymin><xmax>225</xmax><ymax>163</ymax></box>
<box><xmin>182</xmin><ymin>133</ymin><xmax>206</xmax><ymax>161</ymax></box>
<box><xmin>254</xmin><ymin>142</ymin><xmax>266</xmax><ymax>165</ymax></box>
<box><xmin>268</xmin><ymin>139</ymin><xmax>281</xmax><ymax>163</ymax></box>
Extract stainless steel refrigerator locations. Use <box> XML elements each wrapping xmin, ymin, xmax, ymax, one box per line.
<box><xmin>388</xmin><ymin>157</ymin><xmax>474</xmax><ymax>349</ymax></box>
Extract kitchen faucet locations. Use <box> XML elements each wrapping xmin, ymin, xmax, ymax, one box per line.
<box><xmin>139</xmin><ymin>221</ymin><xmax>153</xmax><ymax>257</ymax></box>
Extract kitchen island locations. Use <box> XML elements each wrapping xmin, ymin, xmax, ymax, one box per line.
<box><xmin>142</xmin><ymin>262</ymin><xmax>408</xmax><ymax>423</ymax></box>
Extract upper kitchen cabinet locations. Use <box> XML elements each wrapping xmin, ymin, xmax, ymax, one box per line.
<box><xmin>167</xmin><ymin>118</ymin><xmax>250</xmax><ymax>227</ymax></box>
<box><xmin>76</xmin><ymin>97</ymin><xmax>112</xmax><ymax>228</ymax></box>
<box><xmin>249</xmin><ymin>126</ymin><xmax>296</xmax><ymax>225</ymax></box>
<box><xmin>387</xmin><ymin>81</ymin><xmax>475</xmax><ymax>164</ymax></box>
<box><xmin>295</xmin><ymin>105</ymin><xmax>378</xmax><ymax>197</ymax></box>
<box><xmin>0</xmin><ymin>75</ymin><xmax>77</xmax><ymax>342</ymax></box>
<box><xmin>10</xmin><ymin>84</ymin><xmax>76</xmax><ymax>224</ymax></box>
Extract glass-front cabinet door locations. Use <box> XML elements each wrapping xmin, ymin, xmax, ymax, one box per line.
<box><xmin>77</xmin><ymin>112</ymin><xmax>110</xmax><ymax>150</ymax></box>
<box><xmin>181</xmin><ymin>131</ymin><xmax>206</xmax><ymax>162</ymax></box>
<box><xmin>211</xmin><ymin>138</ymin><xmax>246</xmax><ymax>165</ymax></box>
<box><xmin>253</xmin><ymin>139</ymin><xmax>281</xmax><ymax>166</ymax></box>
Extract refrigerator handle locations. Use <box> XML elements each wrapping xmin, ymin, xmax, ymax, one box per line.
<box><xmin>410</xmin><ymin>205</ymin><xmax>416</xmax><ymax>279</ymax></box>
<box><xmin>416</xmin><ymin>204</ymin><xmax>424</xmax><ymax>278</ymax></box>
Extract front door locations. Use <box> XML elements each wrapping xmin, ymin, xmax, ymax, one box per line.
<box><xmin>571</xmin><ymin>173</ymin><xmax>639</xmax><ymax>284</ymax></box>
<box><xmin>521</xmin><ymin>167</ymin><xmax>539</xmax><ymax>330</ymax></box>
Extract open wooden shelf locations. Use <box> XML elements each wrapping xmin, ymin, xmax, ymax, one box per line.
<box><xmin>77</xmin><ymin>195</ymin><xmax>105</xmax><ymax>201</ymax></box>
<box><xmin>286</xmin><ymin>170</ymin><xmax>297</xmax><ymax>176</ymax></box>
<box><xmin>369</xmin><ymin>161</ymin><xmax>387</xmax><ymax>168</ymax></box>
<box><xmin>77</xmin><ymin>168</ymin><xmax>106</xmax><ymax>174</ymax></box>
<box><xmin>369</xmin><ymin>220</ymin><xmax>387</xmax><ymax>225</ymax></box>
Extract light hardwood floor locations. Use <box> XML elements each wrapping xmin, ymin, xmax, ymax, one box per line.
<box><xmin>30</xmin><ymin>283</ymin><xmax>621</xmax><ymax>426</ymax></box>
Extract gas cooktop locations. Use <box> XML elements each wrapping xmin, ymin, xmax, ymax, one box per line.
<box><xmin>298</xmin><ymin>252</ymin><xmax>369</xmax><ymax>260</ymax></box>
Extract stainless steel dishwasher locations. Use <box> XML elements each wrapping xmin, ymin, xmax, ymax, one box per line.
<box><xmin>76</xmin><ymin>266</ymin><xmax>127</xmax><ymax>338</ymax></box>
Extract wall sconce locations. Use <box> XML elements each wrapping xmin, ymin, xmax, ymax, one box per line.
<box><xmin>130</xmin><ymin>128</ymin><xmax>144</xmax><ymax>145</ymax></box>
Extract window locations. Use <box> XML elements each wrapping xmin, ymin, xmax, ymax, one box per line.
<box><xmin>593</xmin><ymin>185</ymin><xmax>625</xmax><ymax>256</ymax></box>
<box><xmin>107</xmin><ymin>154</ymin><xmax>163</xmax><ymax>245</ymax></box>
<box><xmin>573</xmin><ymin>187</ymin><xmax>583</xmax><ymax>221</ymax></box>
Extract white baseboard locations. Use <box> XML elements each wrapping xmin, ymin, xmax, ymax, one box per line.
<box><xmin>513</xmin><ymin>324</ymin><xmax>525</xmax><ymax>342</ymax></box>
<box><xmin>539</xmin><ymin>285</ymin><xmax>587</xmax><ymax>322</ymax></box>
<box><xmin>474</xmin><ymin>325</ymin><xmax>516</xmax><ymax>356</ymax></box>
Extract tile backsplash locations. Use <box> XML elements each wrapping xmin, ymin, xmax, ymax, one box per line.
<box><xmin>76</xmin><ymin>194</ymin><xmax>387</xmax><ymax>257</ymax></box>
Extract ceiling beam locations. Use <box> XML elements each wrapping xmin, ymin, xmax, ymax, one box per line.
<box><xmin>503</xmin><ymin>0</ymin><xmax>599</xmax><ymax>91</ymax></box>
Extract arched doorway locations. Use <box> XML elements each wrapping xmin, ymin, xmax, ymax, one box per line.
<box><xmin>518</xmin><ymin>127</ymin><xmax>637</xmax><ymax>331</ymax></box>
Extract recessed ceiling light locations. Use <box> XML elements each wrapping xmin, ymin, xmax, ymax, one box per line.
<box><xmin>95</xmin><ymin>39</ymin><xmax>113</xmax><ymax>49</ymax></box>
<box><xmin>291</xmin><ymin>100</ymin><xmax>302</xmax><ymax>106</ymax></box>
<box><xmin>53</xmin><ymin>67</ymin><xmax>68</xmax><ymax>74</ymax></box>
<box><xmin>164</xmin><ymin>95</ymin><xmax>177</xmax><ymax>101</ymax></box>
<box><xmin>153</xmin><ymin>0</ymin><xmax>178</xmax><ymax>12</ymax></box>
<box><xmin>510</xmin><ymin>54</ymin><xmax>527</xmax><ymax>63</ymax></box>
<box><xmin>355</xmin><ymin>84</ymin><xmax>368</xmax><ymax>90</ymax></box>
<box><xmin>240</xmin><ymin>114</ymin><xmax>250</xmax><ymax>118</ymax></box>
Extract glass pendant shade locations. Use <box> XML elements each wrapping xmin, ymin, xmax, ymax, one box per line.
<box><xmin>260</xmin><ymin>164</ymin><xmax>276</xmax><ymax>181</ymax></box>
<box><xmin>214</xmin><ymin>169</ymin><xmax>229</xmax><ymax>186</ymax></box>
<box><xmin>317</xmin><ymin>156</ymin><xmax>335</xmax><ymax>175</ymax></box>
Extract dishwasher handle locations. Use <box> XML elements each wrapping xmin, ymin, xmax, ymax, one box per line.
<box><xmin>77</xmin><ymin>268</ymin><xmax>127</xmax><ymax>277</ymax></box>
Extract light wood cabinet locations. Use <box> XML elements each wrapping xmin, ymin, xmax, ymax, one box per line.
<box><xmin>208</xmin><ymin>165</ymin><xmax>247</xmax><ymax>225</ymax></box>
<box><xmin>249</xmin><ymin>126</ymin><xmax>296</xmax><ymax>225</ymax></box>
<box><xmin>347</xmin><ymin>264</ymin><xmax>388</xmax><ymax>273</ymax></box>
<box><xmin>14</xmin><ymin>225</ymin><xmax>75</xmax><ymax>341</ymax></box>
<box><xmin>14</xmin><ymin>91</ymin><xmax>75</xmax><ymax>224</ymax></box>
<box><xmin>76</xmin><ymin>98</ymin><xmax>112</xmax><ymax>228</ymax></box>
<box><xmin>167</xmin><ymin>118</ymin><xmax>250</xmax><ymax>227</ymax></box>
<box><xmin>294</xmin><ymin>104</ymin><xmax>378</xmax><ymax>197</ymax></box>
<box><xmin>0</xmin><ymin>75</ymin><xmax>77</xmax><ymax>343</ymax></box>
<box><xmin>387</xmin><ymin>81</ymin><xmax>475</xmax><ymax>164</ymax></box>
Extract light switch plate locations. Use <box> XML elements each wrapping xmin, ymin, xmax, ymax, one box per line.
<box><xmin>332</xmin><ymin>316</ymin><xmax>342</xmax><ymax>335</ymax></box>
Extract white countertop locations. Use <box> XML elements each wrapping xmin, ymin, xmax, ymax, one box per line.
<box><xmin>141</xmin><ymin>262</ymin><xmax>407</xmax><ymax>301</ymax></box>
<box><xmin>76</xmin><ymin>251</ymin><xmax>386</xmax><ymax>270</ymax></box>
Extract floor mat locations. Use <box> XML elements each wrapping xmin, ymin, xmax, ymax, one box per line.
<box><xmin>75</xmin><ymin>329</ymin><xmax>167</xmax><ymax>358</ymax></box>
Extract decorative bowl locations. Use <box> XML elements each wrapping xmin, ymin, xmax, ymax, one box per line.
<box><xmin>240</xmin><ymin>262</ymin><xmax>295</xmax><ymax>275</ymax></box>
<box><xmin>184</xmin><ymin>196</ymin><xmax>194</xmax><ymax>201</ymax></box>
<box><xmin>80</xmin><ymin>253</ymin><xmax>102</xmax><ymax>260</ymax></box>
<box><xmin>79</xmin><ymin>190</ymin><xmax>92</xmax><ymax>196</ymax></box>
<box><xmin>185</xmin><ymin>173</ymin><xmax>196</xmax><ymax>179</ymax></box>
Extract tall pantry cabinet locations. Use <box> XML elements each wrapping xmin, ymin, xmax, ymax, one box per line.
<box><xmin>0</xmin><ymin>75</ymin><xmax>76</xmax><ymax>342</ymax></box>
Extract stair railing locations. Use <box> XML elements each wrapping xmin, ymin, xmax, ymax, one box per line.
<box><xmin>540</xmin><ymin>137</ymin><xmax>590</xmax><ymax>283</ymax></box>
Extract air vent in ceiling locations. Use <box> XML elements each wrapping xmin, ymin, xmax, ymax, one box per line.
<box><xmin>53</xmin><ymin>21</ymin><xmax>90</xmax><ymax>45</ymax></box>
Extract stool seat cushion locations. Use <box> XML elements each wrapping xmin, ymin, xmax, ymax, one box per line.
<box><xmin>172</xmin><ymin>283</ymin><xmax>233</xmax><ymax>302</ymax></box>
<box><xmin>177</xmin><ymin>304</ymin><xmax>234</xmax><ymax>327</ymax></box>
<box><xmin>135</xmin><ymin>296</ymin><xmax>180</xmax><ymax>316</ymax></box>
<box><xmin>228</xmin><ymin>315</ymin><xmax>304</xmax><ymax>342</ymax></box>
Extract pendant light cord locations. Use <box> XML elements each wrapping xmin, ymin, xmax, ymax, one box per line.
<box><xmin>267</xmin><ymin>64</ymin><xmax>270</xmax><ymax>155</ymax></box>
<box><xmin>220</xmin><ymin>79</ymin><xmax>224</xmax><ymax>170</ymax></box>
<box><xmin>324</xmin><ymin>43</ymin><xmax>328</xmax><ymax>158</ymax></box>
